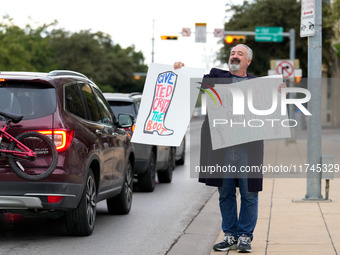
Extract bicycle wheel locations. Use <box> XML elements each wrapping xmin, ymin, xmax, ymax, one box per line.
<box><xmin>8</xmin><ymin>131</ymin><xmax>58</xmax><ymax>181</ymax></box>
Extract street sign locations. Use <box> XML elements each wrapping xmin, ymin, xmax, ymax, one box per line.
<box><xmin>182</xmin><ymin>28</ymin><xmax>191</xmax><ymax>37</ymax></box>
<box><xmin>275</xmin><ymin>60</ymin><xmax>295</xmax><ymax>79</ymax></box>
<box><xmin>214</xmin><ymin>28</ymin><xmax>224</xmax><ymax>38</ymax></box>
<box><xmin>295</xmin><ymin>69</ymin><xmax>302</xmax><ymax>78</ymax></box>
<box><xmin>255</xmin><ymin>27</ymin><xmax>283</xmax><ymax>42</ymax></box>
<box><xmin>195</xmin><ymin>23</ymin><xmax>207</xmax><ymax>43</ymax></box>
<box><xmin>300</xmin><ymin>0</ymin><xmax>315</xmax><ymax>37</ymax></box>
<box><xmin>270</xmin><ymin>59</ymin><xmax>300</xmax><ymax>70</ymax></box>
<box><xmin>268</xmin><ymin>68</ymin><xmax>302</xmax><ymax>79</ymax></box>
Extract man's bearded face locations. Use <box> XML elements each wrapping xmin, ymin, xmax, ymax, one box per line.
<box><xmin>229</xmin><ymin>58</ymin><xmax>241</xmax><ymax>71</ymax></box>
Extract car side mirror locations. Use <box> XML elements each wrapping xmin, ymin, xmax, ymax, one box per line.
<box><xmin>117</xmin><ymin>114</ymin><xmax>134</xmax><ymax>128</ymax></box>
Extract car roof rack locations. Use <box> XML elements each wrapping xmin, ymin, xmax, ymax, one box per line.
<box><xmin>48</xmin><ymin>70</ymin><xmax>88</xmax><ymax>79</ymax></box>
<box><xmin>130</xmin><ymin>92</ymin><xmax>142</xmax><ymax>96</ymax></box>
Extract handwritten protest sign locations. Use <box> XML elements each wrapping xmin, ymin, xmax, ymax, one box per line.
<box><xmin>143</xmin><ymin>71</ymin><xmax>177</xmax><ymax>136</ymax></box>
<box><xmin>207</xmin><ymin>76</ymin><xmax>291</xmax><ymax>150</ymax></box>
<box><xmin>132</xmin><ymin>63</ymin><xmax>204</xmax><ymax>146</ymax></box>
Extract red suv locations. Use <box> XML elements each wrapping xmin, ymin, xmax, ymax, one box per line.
<box><xmin>0</xmin><ymin>70</ymin><xmax>134</xmax><ymax>236</ymax></box>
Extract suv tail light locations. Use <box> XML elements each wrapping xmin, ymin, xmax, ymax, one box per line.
<box><xmin>37</xmin><ymin>130</ymin><xmax>74</xmax><ymax>152</ymax></box>
<box><xmin>48</xmin><ymin>196</ymin><xmax>63</xmax><ymax>203</ymax></box>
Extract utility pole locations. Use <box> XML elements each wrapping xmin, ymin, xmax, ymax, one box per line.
<box><xmin>151</xmin><ymin>19</ymin><xmax>155</xmax><ymax>63</ymax></box>
<box><xmin>305</xmin><ymin>0</ymin><xmax>323</xmax><ymax>200</ymax></box>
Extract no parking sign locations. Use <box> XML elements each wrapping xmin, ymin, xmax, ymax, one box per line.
<box><xmin>275</xmin><ymin>60</ymin><xmax>295</xmax><ymax>79</ymax></box>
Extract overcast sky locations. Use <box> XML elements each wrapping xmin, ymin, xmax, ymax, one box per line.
<box><xmin>1</xmin><ymin>0</ymin><xmax>246</xmax><ymax>71</ymax></box>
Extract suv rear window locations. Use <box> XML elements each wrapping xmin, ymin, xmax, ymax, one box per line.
<box><xmin>108</xmin><ymin>101</ymin><xmax>136</xmax><ymax>118</ymax></box>
<box><xmin>0</xmin><ymin>83</ymin><xmax>56</xmax><ymax>121</ymax></box>
<box><xmin>65</xmin><ymin>83</ymin><xmax>86</xmax><ymax>119</ymax></box>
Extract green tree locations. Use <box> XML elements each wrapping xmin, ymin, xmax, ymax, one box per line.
<box><xmin>329</xmin><ymin>0</ymin><xmax>340</xmax><ymax>58</ymax></box>
<box><xmin>219</xmin><ymin>0</ymin><xmax>335</xmax><ymax>77</ymax></box>
<box><xmin>0</xmin><ymin>17</ymin><xmax>147</xmax><ymax>92</ymax></box>
<box><xmin>0</xmin><ymin>16</ymin><xmax>56</xmax><ymax>71</ymax></box>
<box><xmin>49</xmin><ymin>29</ymin><xmax>147</xmax><ymax>92</ymax></box>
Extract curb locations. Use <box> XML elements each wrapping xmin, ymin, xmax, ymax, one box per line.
<box><xmin>167</xmin><ymin>190</ymin><xmax>221</xmax><ymax>255</ymax></box>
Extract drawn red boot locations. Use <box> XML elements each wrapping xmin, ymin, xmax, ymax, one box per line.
<box><xmin>143</xmin><ymin>71</ymin><xmax>177</xmax><ymax>136</ymax></box>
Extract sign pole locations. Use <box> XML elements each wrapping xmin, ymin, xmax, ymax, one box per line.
<box><xmin>288</xmin><ymin>28</ymin><xmax>296</xmax><ymax>142</ymax></box>
<box><xmin>305</xmin><ymin>0</ymin><xmax>323</xmax><ymax>200</ymax></box>
<box><xmin>289</xmin><ymin>28</ymin><xmax>295</xmax><ymax>62</ymax></box>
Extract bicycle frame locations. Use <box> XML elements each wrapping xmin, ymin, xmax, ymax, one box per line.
<box><xmin>0</xmin><ymin>122</ymin><xmax>36</xmax><ymax>159</ymax></box>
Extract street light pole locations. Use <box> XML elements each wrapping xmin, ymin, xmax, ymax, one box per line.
<box><xmin>305</xmin><ymin>0</ymin><xmax>323</xmax><ymax>200</ymax></box>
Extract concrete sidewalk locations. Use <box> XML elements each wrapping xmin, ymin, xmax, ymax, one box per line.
<box><xmin>210</xmin><ymin>128</ymin><xmax>340</xmax><ymax>255</ymax></box>
<box><xmin>168</xmin><ymin>128</ymin><xmax>340</xmax><ymax>255</ymax></box>
<box><xmin>211</xmin><ymin>177</ymin><xmax>340</xmax><ymax>255</ymax></box>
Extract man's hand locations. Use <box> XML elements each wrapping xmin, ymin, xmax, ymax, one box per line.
<box><xmin>174</xmin><ymin>62</ymin><xmax>185</xmax><ymax>70</ymax></box>
<box><xmin>278</xmin><ymin>83</ymin><xmax>287</xmax><ymax>93</ymax></box>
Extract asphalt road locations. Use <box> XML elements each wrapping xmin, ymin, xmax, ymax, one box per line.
<box><xmin>0</xmin><ymin>118</ymin><xmax>216</xmax><ymax>255</ymax></box>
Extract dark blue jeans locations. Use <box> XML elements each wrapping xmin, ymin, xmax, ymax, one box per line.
<box><xmin>218</xmin><ymin>144</ymin><xmax>258</xmax><ymax>239</ymax></box>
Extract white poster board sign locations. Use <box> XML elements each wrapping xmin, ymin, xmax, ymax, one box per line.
<box><xmin>132</xmin><ymin>63</ymin><xmax>204</xmax><ymax>146</ymax></box>
<box><xmin>207</xmin><ymin>76</ymin><xmax>291</xmax><ymax>150</ymax></box>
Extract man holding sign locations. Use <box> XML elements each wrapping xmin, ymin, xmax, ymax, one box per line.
<box><xmin>175</xmin><ymin>44</ymin><xmax>286</xmax><ymax>253</ymax></box>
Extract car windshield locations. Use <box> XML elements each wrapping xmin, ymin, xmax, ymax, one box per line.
<box><xmin>0</xmin><ymin>82</ymin><xmax>56</xmax><ymax>121</ymax></box>
<box><xmin>108</xmin><ymin>101</ymin><xmax>136</xmax><ymax>118</ymax></box>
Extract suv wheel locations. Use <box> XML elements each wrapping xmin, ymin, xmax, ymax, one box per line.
<box><xmin>157</xmin><ymin>147</ymin><xmax>175</xmax><ymax>183</ymax></box>
<box><xmin>65</xmin><ymin>169</ymin><xmax>96</xmax><ymax>236</ymax></box>
<box><xmin>107</xmin><ymin>160</ymin><xmax>133</xmax><ymax>215</ymax></box>
<box><xmin>138</xmin><ymin>150</ymin><xmax>156</xmax><ymax>192</ymax></box>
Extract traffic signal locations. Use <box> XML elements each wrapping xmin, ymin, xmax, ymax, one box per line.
<box><xmin>225</xmin><ymin>35</ymin><xmax>246</xmax><ymax>44</ymax></box>
<box><xmin>160</xmin><ymin>36</ymin><xmax>178</xmax><ymax>40</ymax></box>
<box><xmin>295</xmin><ymin>76</ymin><xmax>302</xmax><ymax>84</ymax></box>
